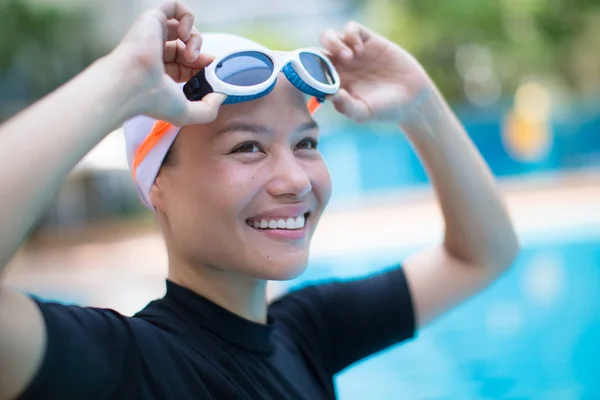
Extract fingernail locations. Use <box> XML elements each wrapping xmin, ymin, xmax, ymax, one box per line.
<box><xmin>193</xmin><ymin>49</ymin><xmax>200</xmax><ymax>60</ymax></box>
<box><xmin>354</xmin><ymin>44</ymin><xmax>363</xmax><ymax>54</ymax></box>
<box><xmin>340</xmin><ymin>49</ymin><xmax>352</xmax><ymax>61</ymax></box>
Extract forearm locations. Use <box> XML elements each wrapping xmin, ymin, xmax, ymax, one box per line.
<box><xmin>0</xmin><ymin>56</ymin><xmax>131</xmax><ymax>274</ymax></box>
<box><xmin>400</xmin><ymin>88</ymin><xmax>519</xmax><ymax>269</ymax></box>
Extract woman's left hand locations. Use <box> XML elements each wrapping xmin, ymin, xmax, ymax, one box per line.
<box><xmin>320</xmin><ymin>22</ymin><xmax>434</xmax><ymax>124</ymax></box>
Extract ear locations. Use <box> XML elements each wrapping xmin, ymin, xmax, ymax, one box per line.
<box><xmin>149</xmin><ymin>173</ymin><xmax>167</xmax><ymax>212</ymax></box>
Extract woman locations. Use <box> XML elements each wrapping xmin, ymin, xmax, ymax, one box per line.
<box><xmin>0</xmin><ymin>2</ymin><xmax>519</xmax><ymax>399</ymax></box>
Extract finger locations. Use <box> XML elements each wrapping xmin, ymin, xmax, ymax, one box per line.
<box><xmin>167</xmin><ymin>21</ymin><xmax>203</xmax><ymax>62</ymax></box>
<box><xmin>165</xmin><ymin>61</ymin><xmax>210</xmax><ymax>82</ymax></box>
<box><xmin>164</xmin><ymin>40</ymin><xmax>185</xmax><ymax>64</ymax></box>
<box><xmin>156</xmin><ymin>82</ymin><xmax>225</xmax><ymax>125</ymax></box>
<box><xmin>179</xmin><ymin>66</ymin><xmax>205</xmax><ymax>82</ymax></box>
<box><xmin>183</xmin><ymin>93</ymin><xmax>227</xmax><ymax>125</ymax></box>
<box><xmin>343</xmin><ymin>21</ymin><xmax>365</xmax><ymax>55</ymax></box>
<box><xmin>165</xmin><ymin>55</ymin><xmax>215</xmax><ymax>82</ymax></box>
<box><xmin>160</xmin><ymin>1</ymin><xmax>195</xmax><ymax>41</ymax></box>
<box><xmin>165</xmin><ymin>63</ymin><xmax>190</xmax><ymax>82</ymax></box>
<box><xmin>328</xmin><ymin>89</ymin><xmax>370</xmax><ymax>122</ymax></box>
<box><xmin>320</xmin><ymin>29</ymin><xmax>353</xmax><ymax>62</ymax></box>
<box><xmin>164</xmin><ymin>40</ymin><xmax>212</xmax><ymax>67</ymax></box>
<box><xmin>183</xmin><ymin>28</ymin><xmax>203</xmax><ymax>62</ymax></box>
<box><xmin>126</xmin><ymin>9</ymin><xmax>168</xmax><ymax>43</ymax></box>
<box><xmin>166</xmin><ymin>19</ymin><xmax>180</xmax><ymax>41</ymax></box>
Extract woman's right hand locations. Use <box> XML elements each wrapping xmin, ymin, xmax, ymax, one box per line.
<box><xmin>109</xmin><ymin>1</ymin><xmax>225</xmax><ymax>126</ymax></box>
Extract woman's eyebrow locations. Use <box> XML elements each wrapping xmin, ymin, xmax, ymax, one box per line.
<box><xmin>215</xmin><ymin>120</ymin><xmax>319</xmax><ymax>136</ymax></box>
<box><xmin>297</xmin><ymin>120</ymin><xmax>319</xmax><ymax>133</ymax></box>
<box><xmin>216</xmin><ymin>123</ymin><xmax>273</xmax><ymax>136</ymax></box>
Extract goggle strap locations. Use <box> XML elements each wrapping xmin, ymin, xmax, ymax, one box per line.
<box><xmin>183</xmin><ymin>69</ymin><xmax>215</xmax><ymax>101</ymax></box>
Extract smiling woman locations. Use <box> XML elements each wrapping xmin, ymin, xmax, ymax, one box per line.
<box><xmin>144</xmin><ymin>74</ymin><xmax>331</xmax><ymax>287</ymax></box>
<box><xmin>0</xmin><ymin>1</ymin><xmax>518</xmax><ymax>399</ymax></box>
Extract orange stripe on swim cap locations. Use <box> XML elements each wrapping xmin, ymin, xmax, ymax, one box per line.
<box><xmin>307</xmin><ymin>97</ymin><xmax>321</xmax><ymax>115</ymax></box>
<box><xmin>132</xmin><ymin>120</ymin><xmax>173</xmax><ymax>181</ymax></box>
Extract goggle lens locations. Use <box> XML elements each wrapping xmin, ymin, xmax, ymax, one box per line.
<box><xmin>215</xmin><ymin>51</ymin><xmax>274</xmax><ymax>86</ymax></box>
<box><xmin>299</xmin><ymin>52</ymin><xmax>335</xmax><ymax>85</ymax></box>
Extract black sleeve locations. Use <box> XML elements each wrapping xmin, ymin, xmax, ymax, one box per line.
<box><xmin>269</xmin><ymin>265</ymin><xmax>416</xmax><ymax>375</ymax></box>
<box><xmin>19</xmin><ymin>299</ymin><xmax>141</xmax><ymax>400</ymax></box>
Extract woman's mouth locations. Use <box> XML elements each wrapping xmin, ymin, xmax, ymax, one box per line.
<box><xmin>246</xmin><ymin>213</ymin><xmax>310</xmax><ymax>230</ymax></box>
<box><xmin>245</xmin><ymin>213</ymin><xmax>310</xmax><ymax>242</ymax></box>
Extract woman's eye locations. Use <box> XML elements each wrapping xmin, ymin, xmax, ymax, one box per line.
<box><xmin>231</xmin><ymin>142</ymin><xmax>263</xmax><ymax>154</ymax></box>
<box><xmin>296</xmin><ymin>138</ymin><xmax>318</xmax><ymax>151</ymax></box>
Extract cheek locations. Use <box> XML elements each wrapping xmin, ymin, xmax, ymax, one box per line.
<box><xmin>164</xmin><ymin>162</ymin><xmax>262</xmax><ymax>247</ymax></box>
<box><xmin>193</xmin><ymin>161</ymin><xmax>263</xmax><ymax>215</ymax></box>
<box><xmin>309</xmin><ymin>159</ymin><xmax>332</xmax><ymax>210</ymax></box>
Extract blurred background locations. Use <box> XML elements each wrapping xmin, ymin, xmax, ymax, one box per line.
<box><xmin>2</xmin><ymin>0</ymin><xmax>600</xmax><ymax>398</ymax></box>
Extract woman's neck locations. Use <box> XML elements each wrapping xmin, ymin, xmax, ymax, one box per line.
<box><xmin>167</xmin><ymin>261</ymin><xmax>269</xmax><ymax>324</ymax></box>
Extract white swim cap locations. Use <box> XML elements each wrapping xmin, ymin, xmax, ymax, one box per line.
<box><xmin>122</xmin><ymin>33</ymin><xmax>269</xmax><ymax>209</ymax></box>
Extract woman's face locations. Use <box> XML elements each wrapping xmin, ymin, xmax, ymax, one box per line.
<box><xmin>151</xmin><ymin>78</ymin><xmax>332</xmax><ymax>280</ymax></box>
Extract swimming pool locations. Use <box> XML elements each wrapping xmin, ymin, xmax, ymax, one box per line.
<box><xmin>318</xmin><ymin>106</ymin><xmax>600</xmax><ymax>204</ymax></box>
<box><xmin>291</xmin><ymin>227</ymin><xmax>600</xmax><ymax>399</ymax></box>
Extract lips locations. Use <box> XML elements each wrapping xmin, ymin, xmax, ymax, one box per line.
<box><xmin>245</xmin><ymin>205</ymin><xmax>312</xmax><ymax>242</ymax></box>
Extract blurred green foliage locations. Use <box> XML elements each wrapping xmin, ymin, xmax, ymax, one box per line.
<box><xmin>0</xmin><ymin>0</ymin><xmax>105</xmax><ymax>120</ymax></box>
<box><xmin>355</xmin><ymin>0</ymin><xmax>600</xmax><ymax>101</ymax></box>
<box><xmin>1</xmin><ymin>0</ymin><xmax>600</xmax><ymax>118</ymax></box>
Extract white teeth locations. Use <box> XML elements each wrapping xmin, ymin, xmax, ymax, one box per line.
<box><xmin>249</xmin><ymin>215</ymin><xmax>307</xmax><ymax>230</ymax></box>
<box><xmin>286</xmin><ymin>218</ymin><xmax>296</xmax><ymax>229</ymax></box>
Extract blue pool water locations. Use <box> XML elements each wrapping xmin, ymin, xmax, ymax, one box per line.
<box><xmin>317</xmin><ymin>105</ymin><xmax>600</xmax><ymax>203</ymax></box>
<box><xmin>290</xmin><ymin>229</ymin><xmax>600</xmax><ymax>399</ymax></box>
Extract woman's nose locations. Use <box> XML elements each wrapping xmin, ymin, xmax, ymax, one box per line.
<box><xmin>266</xmin><ymin>152</ymin><xmax>312</xmax><ymax>199</ymax></box>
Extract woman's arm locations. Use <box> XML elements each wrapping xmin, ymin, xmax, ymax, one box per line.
<box><xmin>0</xmin><ymin>47</ymin><xmax>135</xmax><ymax>400</ymax></box>
<box><xmin>0</xmin><ymin>57</ymin><xmax>130</xmax><ymax>272</ymax></box>
<box><xmin>320</xmin><ymin>21</ymin><xmax>519</xmax><ymax>329</ymax></box>
<box><xmin>0</xmin><ymin>1</ymin><xmax>222</xmax><ymax>273</ymax></box>
<box><xmin>0</xmin><ymin>2</ymin><xmax>224</xmax><ymax>398</ymax></box>
<box><xmin>400</xmin><ymin>89</ymin><xmax>519</xmax><ymax>327</ymax></box>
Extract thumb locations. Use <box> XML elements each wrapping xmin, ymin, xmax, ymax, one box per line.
<box><xmin>329</xmin><ymin>88</ymin><xmax>370</xmax><ymax>122</ymax></box>
<box><xmin>182</xmin><ymin>93</ymin><xmax>227</xmax><ymax>125</ymax></box>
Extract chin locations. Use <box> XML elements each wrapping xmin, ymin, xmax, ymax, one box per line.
<box><xmin>253</xmin><ymin>254</ymin><xmax>309</xmax><ymax>281</ymax></box>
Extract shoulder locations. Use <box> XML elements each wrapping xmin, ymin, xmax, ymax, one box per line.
<box><xmin>268</xmin><ymin>265</ymin><xmax>415</xmax><ymax>340</ymax></box>
<box><xmin>267</xmin><ymin>266</ymin><xmax>416</xmax><ymax>375</ymax></box>
<box><xmin>14</xmin><ymin>299</ymin><xmax>131</xmax><ymax>398</ymax></box>
<box><xmin>32</xmin><ymin>297</ymin><xmax>139</xmax><ymax>342</ymax></box>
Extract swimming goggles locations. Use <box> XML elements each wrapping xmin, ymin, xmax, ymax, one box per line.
<box><xmin>129</xmin><ymin>48</ymin><xmax>339</xmax><ymax>184</ymax></box>
<box><xmin>183</xmin><ymin>48</ymin><xmax>341</xmax><ymax>114</ymax></box>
